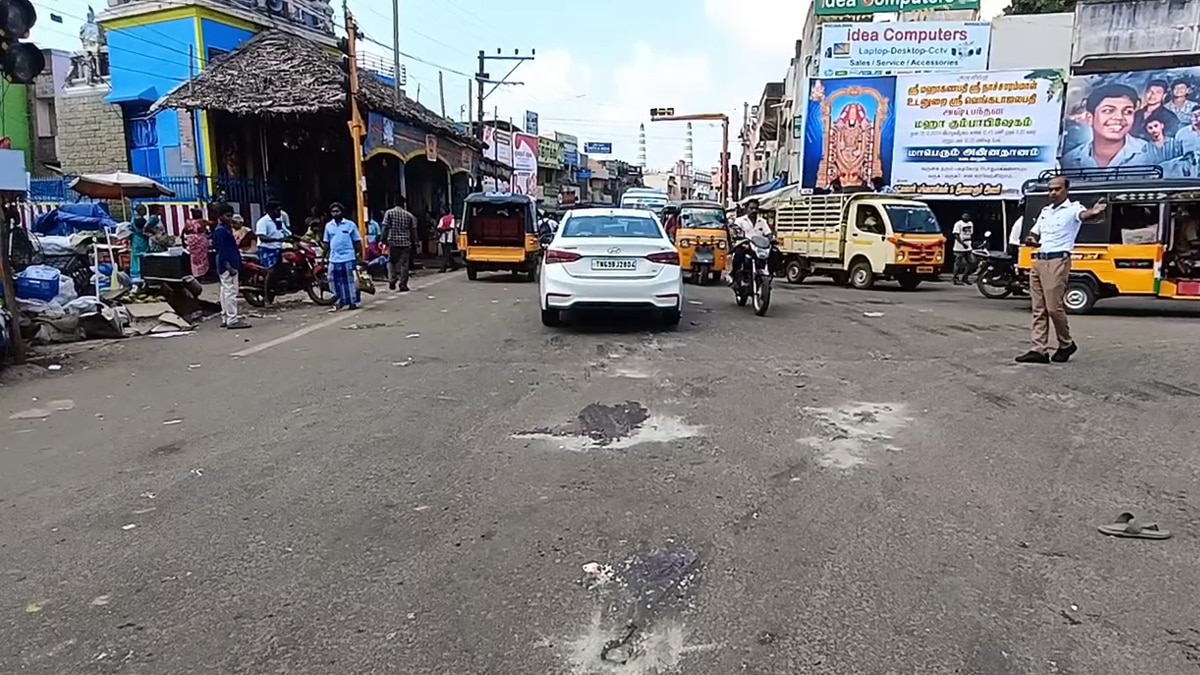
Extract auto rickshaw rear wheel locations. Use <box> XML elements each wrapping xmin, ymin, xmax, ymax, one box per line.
<box><xmin>466</xmin><ymin>264</ymin><xmax>478</xmax><ymax>280</ymax></box>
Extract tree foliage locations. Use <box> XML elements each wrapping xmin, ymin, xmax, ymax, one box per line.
<box><xmin>1004</xmin><ymin>0</ymin><xmax>1078</xmax><ymax>15</ymax></box>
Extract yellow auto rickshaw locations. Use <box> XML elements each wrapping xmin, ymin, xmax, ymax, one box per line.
<box><xmin>673</xmin><ymin>200</ymin><xmax>730</xmax><ymax>285</ymax></box>
<box><xmin>1018</xmin><ymin>166</ymin><xmax>1200</xmax><ymax>313</ymax></box>
<box><xmin>459</xmin><ymin>192</ymin><xmax>542</xmax><ymax>281</ymax></box>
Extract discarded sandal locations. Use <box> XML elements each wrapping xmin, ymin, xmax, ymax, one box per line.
<box><xmin>1097</xmin><ymin>512</ymin><xmax>1172</xmax><ymax>540</ymax></box>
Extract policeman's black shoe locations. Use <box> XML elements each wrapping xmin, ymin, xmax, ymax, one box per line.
<box><xmin>1051</xmin><ymin>342</ymin><xmax>1078</xmax><ymax>363</ymax></box>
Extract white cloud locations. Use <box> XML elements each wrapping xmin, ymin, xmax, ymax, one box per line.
<box><xmin>490</xmin><ymin>43</ymin><xmax>727</xmax><ymax>169</ymax></box>
<box><xmin>704</xmin><ymin>0</ymin><xmax>811</xmax><ymax>58</ymax></box>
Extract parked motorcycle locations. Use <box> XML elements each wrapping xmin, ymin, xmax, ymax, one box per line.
<box><xmin>731</xmin><ymin>234</ymin><xmax>774</xmax><ymax>316</ymax></box>
<box><xmin>973</xmin><ymin>231</ymin><xmax>1028</xmax><ymax>299</ymax></box>
<box><xmin>240</xmin><ymin>237</ymin><xmax>335</xmax><ymax>307</ymax></box>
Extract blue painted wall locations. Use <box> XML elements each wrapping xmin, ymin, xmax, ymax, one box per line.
<box><xmin>201</xmin><ymin>19</ymin><xmax>254</xmax><ymax>56</ymax></box>
<box><xmin>107</xmin><ymin>19</ymin><xmax>197</xmax><ymax>178</ymax></box>
<box><xmin>106</xmin><ymin>16</ymin><xmax>257</xmax><ymax>187</ymax></box>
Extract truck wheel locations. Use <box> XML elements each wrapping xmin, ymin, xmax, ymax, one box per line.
<box><xmin>897</xmin><ymin>275</ymin><xmax>922</xmax><ymax>291</ymax></box>
<box><xmin>1064</xmin><ymin>279</ymin><xmax>1097</xmax><ymax>314</ymax></box>
<box><xmin>785</xmin><ymin>259</ymin><xmax>808</xmax><ymax>284</ymax></box>
<box><xmin>849</xmin><ymin>260</ymin><xmax>875</xmax><ymax>290</ymax></box>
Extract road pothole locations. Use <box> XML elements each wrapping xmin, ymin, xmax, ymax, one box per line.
<box><xmin>513</xmin><ymin>402</ymin><xmax>703</xmax><ymax>451</ymax></box>
<box><xmin>562</xmin><ymin>547</ymin><xmax>716</xmax><ymax>674</ymax></box>
<box><xmin>799</xmin><ymin>402</ymin><xmax>912</xmax><ymax>469</ymax></box>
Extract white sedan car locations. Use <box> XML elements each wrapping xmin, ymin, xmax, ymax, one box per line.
<box><xmin>538</xmin><ymin>208</ymin><xmax>684</xmax><ymax>327</ymax></box>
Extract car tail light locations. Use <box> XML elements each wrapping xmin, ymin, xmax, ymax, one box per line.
<box><xmin>646</xmin><ymin>251</ymin><xmax>680</xmax><ymax>265</ymax></box>
<box><xmin>544</xmin><ymin>249</ymin><xmax>582</xmax><ymax>264</ymax></box>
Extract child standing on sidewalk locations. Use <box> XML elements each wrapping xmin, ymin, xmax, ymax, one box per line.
<box><xmin>213</xmin><ymin>203</ymin><xmax>251</xmax><ymax>330</ymax></box>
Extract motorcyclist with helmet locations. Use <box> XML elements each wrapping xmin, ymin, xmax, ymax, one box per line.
<box><xmin>729</xmin><ymin>199</ymin><xmax>782</xmax><ymax>284</ymax></box>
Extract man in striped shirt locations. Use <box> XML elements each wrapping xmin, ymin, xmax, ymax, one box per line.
<box><xmin>382</xmin><ymin>197</ymin><xmax>418</xmax><ymax>292</ymax></box>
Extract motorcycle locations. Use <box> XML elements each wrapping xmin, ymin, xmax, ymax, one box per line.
<box><xmin>973</xmin><ymin>231</ymin><xmax>1028</xmax><ymax>299</ymax></box>
<box><xmin>731</xmin><ymin>234</ymin><xmax>774</xmax><ymax>316</ymax></box>
<box><xmin>240</xmin><ymin>237</ymin><xmax>336</xmax><ymax>307</ymax></box>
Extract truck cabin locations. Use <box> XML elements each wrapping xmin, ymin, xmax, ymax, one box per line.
<box><xmin>1021</xmin><ymin>166</ymin><xmax>1200</xmax><ymax>279</ymax></box>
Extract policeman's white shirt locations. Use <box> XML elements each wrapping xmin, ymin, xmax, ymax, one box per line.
<box><xmin>952</xmin><ymin>219</ymin><xmax>974</xmax><ymax>252</ymax></box>
<box><xmin>1030</xmin><ymin>200</ymin><xmax>1085</xmax><ymax>254</ymax></box>
<box><xmin>734</xmin><ymin>214</ymin><xmax>771</xmax><ymax>240</ymax></box>
<box><xmin>1008</xmin><ymin>216</ymin><xmax>1024</xmax><ymax>246</ymax></box>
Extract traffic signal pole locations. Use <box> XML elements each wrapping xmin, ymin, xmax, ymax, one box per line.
<box><xmin>649</xmin><ymin>110</ymin><xmax>731</xmax><ymax>207</ymax></box>
<box><xmin>344</xmin><ymin>11</ymin><xmax>369</xmax><ymax>243</ymax></box>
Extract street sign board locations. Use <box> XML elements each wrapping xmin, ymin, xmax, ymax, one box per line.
<box><xmin>584</xmin><ymin>142</ymin><xmax>612</xmax><ymax>154</ymax></box>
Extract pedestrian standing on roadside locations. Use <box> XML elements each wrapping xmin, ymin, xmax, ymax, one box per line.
<box><xmin>212</xmin><ymin>203</ymin><xmax>250</xmax><ymax>329</ymax></box>
<box><xmin>323</xmin><ymin>202</ymin><xmax>362</xmax><ymax>310</ymax></box>
<box><xmin>951</xmin><ymin>212</ymin><xmax>975</xmax><ymax>285</ymax></box>
<box><xmin>436</xmin><ymin>206</ymin><xmax>459</xmax><ymax>273</ymax></box>
<box><xmin>1016</xmin><ymin>177</ymin><xmax>1107</xmax><ymax>364</ymax></box>
<box><xmin>382</xmin><ymin>196</ymin><xmax>418</xmax><ymax>292</ymax></box>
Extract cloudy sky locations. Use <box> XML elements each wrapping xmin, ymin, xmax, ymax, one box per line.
<box><xmin>30</xmin><ymin>0</ymin><xmax>1010</xmax><ymax>172</ymax></box>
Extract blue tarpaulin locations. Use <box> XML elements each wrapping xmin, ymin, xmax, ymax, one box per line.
<box><xmin>31</xmin><ymin>203</ymin><xmax>118</xmax><ymax>237</ymax></box>
<box><xmin>746</xmin><ymin>175</ymin><xmax>786</xmax><ymax>197</ymax></box>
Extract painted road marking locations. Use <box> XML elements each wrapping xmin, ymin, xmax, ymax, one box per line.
<box><xmin>231</xmin><ymin>272</ymin><xmax>460</xmax><ymax>357</ymax></box>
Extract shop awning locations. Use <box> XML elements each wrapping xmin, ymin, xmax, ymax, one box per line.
<box><xmin>106</xmin><ymin>84</ymin><xmax>158</xmax><ymax>105</ymax></box>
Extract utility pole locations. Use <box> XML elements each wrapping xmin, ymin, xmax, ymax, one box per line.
<box><xmin>438</xmin><ymin>70</ymin><xmax>446</xmax><ymax>118</ymax></box>
<box><xmin>343</xmin><ymin>11</ymin><xmax>369</xmax><ymax>241</ymax></box>
<box><xmin>473</xmin><ymin>48</ymin><xmax>535</xmax><ymax>187</ymax></box>
<box><xmin>391</xmin><ymin>0</ymin><xmax>401</xmax><ymax>100</ymax></box>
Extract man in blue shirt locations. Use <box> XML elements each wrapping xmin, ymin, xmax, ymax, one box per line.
<box><xmin>212</xmin><ymin>203</ymin><xmax>250</xmax><ymax>329</ymax></box>
<box><xmin>323</xmin><ymin>202</ymin><xmax>363</xmax><ymax>310</ymax></box>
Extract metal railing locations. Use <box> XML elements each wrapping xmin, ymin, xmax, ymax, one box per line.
<box><xmin>27</xmin><ymin>174</ymin><xmax>282</xmax><ymax>205</ymax></box>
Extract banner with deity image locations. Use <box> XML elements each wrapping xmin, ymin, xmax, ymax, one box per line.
<box><xmin>802</xmin><ymin>69</ymin><xmax>1066</xmax><ymax>199</ymax></box>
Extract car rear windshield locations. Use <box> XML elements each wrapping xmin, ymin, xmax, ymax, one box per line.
<box><xmin>561</xmin><ymin>215</ymin><xmax>662</xmax><ymax>238</ymax></box>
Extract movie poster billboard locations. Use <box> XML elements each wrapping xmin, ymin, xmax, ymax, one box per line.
<box><xmin>1062</xmin><ymin>65</ymin><xmax>1200</xmax><ymax>176</ymax></box>
<box><xmin>801</xmin><ymin>69</ymin><xmax>1065</xmax><ymax>199</ymax></box>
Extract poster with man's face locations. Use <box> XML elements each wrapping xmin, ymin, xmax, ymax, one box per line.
<box><xmin>1063</xmin><ymin>66</ymin><xmax>1200</xmax><ymax>176</ymax></box>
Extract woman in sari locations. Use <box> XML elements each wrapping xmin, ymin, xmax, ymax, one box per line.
<box><xmin>182</xmin><ymin>207</ymin><xmax>211</xmax><ymax>279</ymax></box>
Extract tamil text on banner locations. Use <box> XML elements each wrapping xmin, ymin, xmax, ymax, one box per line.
<box><xmin>818</xmin><ymin>21</ymin><xmax>990</xmax><ymax>77</ymax></box>
<box><xmin>890</xmin><ymin>69</ymin><xmax>1064</xmax><ymax>198</ymax></box>
<box><xmin>511</xmin><ymin>133</ymin><xmax>539</xmax><ymax>197</ymax></box>
<box><xmin>1061</xmin><ymin>65</ymin><xmax>1200</xmax><ymax>176</ymax></box>
<box><xmin>584</xmin><ymin>142</ymin><xmax>612</xmax><ymax>154</ymax></box>
<box><xmin>482</xmin><ymin>126</ymin><xmax>497</xmax><ymax>162</ymax></box>
<box><xmin>815</xmin><ymin>0</ymin><xmax>979</xmax><ymax>15</ymax></box>
<box><xmin>801</xmin><ymin>76</ymin><xmax>898</xmax><ymax>192</ymax></box>
<box><xmin>801</xmin><ymin>70</ymin><xmax>1065</xmax><ymax>199</ymax></box>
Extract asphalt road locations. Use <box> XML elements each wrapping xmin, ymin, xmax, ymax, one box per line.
<box><xmin>2</xmin><ymin>272</ymin><xmax>1200</xmax><ymax>675</ymax></box>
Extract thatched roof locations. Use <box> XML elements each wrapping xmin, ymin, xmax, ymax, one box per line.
<box><xmin>156</xmin><ymin>30</ymin><xmax>479</xmax><ymax>147</ymax></box>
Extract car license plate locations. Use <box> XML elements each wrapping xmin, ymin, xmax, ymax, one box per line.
<box><xmin>592</xmin><ymin>258</ymin><xmax>637</xmax><ymax>270</ymax></box>
<box><xmin>917</xmin><ymin>266</ymin><xmax>934</xmax><ymax>274</ymax></box>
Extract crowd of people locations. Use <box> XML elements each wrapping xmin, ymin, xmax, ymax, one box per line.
<box><xmin>127</xmin><ymin>197</ymin><xmax>463</xmax><ymax>331</ymax></box>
